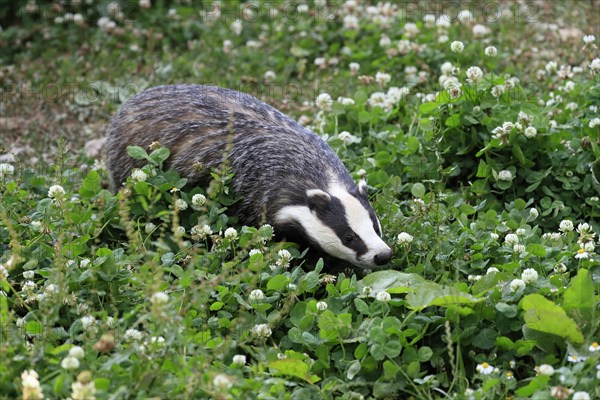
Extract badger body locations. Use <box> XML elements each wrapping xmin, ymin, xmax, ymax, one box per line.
<box><xmin>106</xmin><ymin>84</ymin><xmax>392</xmax><ymax>269</ymax></box>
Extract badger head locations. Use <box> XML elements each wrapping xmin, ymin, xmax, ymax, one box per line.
<box><xmin>275</xmin><ymin>180</ymin><xmax>392</xmax><ymax>269</ymax></box>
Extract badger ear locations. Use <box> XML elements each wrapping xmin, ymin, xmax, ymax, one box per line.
<box><xmin>306</xmin><ymin>189</ymin><xmax>331</xmax><ymax>211</ymax></box>
<box><xmin>358</xmin><ymin>179</ymin><xmax>368</xmax><ymax>196</ymax></box>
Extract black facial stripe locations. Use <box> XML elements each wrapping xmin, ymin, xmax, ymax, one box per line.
<box><xmin>370</xmin><ymin>213</ymin><xmax>381</xmax><ymax>236</ymax></box>
<box><xmin>352</xmin><ymin>189</ymin><xmax>382</xmax><ymax>237</ymax></box>
<box><xmin>314</xmin><ymin>196</ymin><xmax>369</xmax><ymax>257</ymax></box>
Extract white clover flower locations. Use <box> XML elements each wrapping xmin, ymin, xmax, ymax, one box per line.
<box><xmin>224</xmin><ymin>227</ymin><xmax>238</xmax><ymax>240</ymax></box>
<box><xmin>175</xmin><ymin>226</ymin><xmax>185</xmax><ymax>236</ymax></box>
<box><xmin>22</xmin><ymin>270</ymin><xmax>34</xmax><ymax>279</ymax></box>
<box><xmin>131</xmin><ymin>169</ymin><xmax>147</xmax><ymax>182</ymax></box>
<box><xmin>230</xmin><ymin>19</ymin><xmax>242</xmax><ymax>35</ymax></box>
<box><xmin>529</xmin><ymin>208</ymin><xmax>539</xmax><ymax>220</ymax></box>
<box><xmin>376</xmin><ymin>291</ymin><xmax>391</xmax><ymax>302</ymax></box>
<box><xmin>486</xmin><ymin>267</ymin><xmax>499</xmax><ymax>274</ymax></box>
<box><xmin>251</xmin><ymin>323</ymin><xmax>272</xmax><ymax>338</ymax></box>
<box><xmin>191</xmin><ymin>224</ymin><xmax>213</xmax><ymax>239</ymax></box>
<box><xmin>79</xmin><ymin>316</ymin><xmax>95</xmax><ymax>331</ymax></box>
<box><xmin>295</xmin><ymin>3</ymin><xmax>309</xmax><ymax>13</ymax></box>
<box><xmin>436</xmin><ymin>15</ymin><xmax>451</xmax><ymax>29</ymax></box>
<box><xmin>572</xmin><ymin>392</ymin><xmax>591</xmax><ymax>400</ymax></box>
<box><xmin>349</xmin><ymin>62</ymin><xmax>360</xmax><ymax>75</ymax></box>
<box><xmin>338</xmin><ymin>97</ymin><xmax>355</xmax><ymax>106</ymax></box>
<box><xmin>423</xmin><ymin>14</ymin><xmax>436</xmax><ymax>27</ymax></box>
<box><xmin>375</xmin><ymin>72</ymin><xmax>392</xmax><ymax>87</ymax></box>
<box><xmin>509</xmin><ymin>279</ymin><xmax>525</xmax><ymax>292</ymax></box>
<box><xmin>450</xmin><ymin>41</ymin><xmax>464</xmax><ymax>53</ymax></box>
<box><xmin>524</xmin><ymin>126</ymin><xmax>537</xmax><ymax>138</ymax></box>
<box><xmin>23</xmin><ymin>280</ymin><xmax>36</xmax><ymax>291</ymax></box>
<box><xmin>45</xmin><ymin>284</ymin><xmax>58</xmax><ymax>295</ymax></box>
<box><xmin>277</xmin><ymin>249</ymin><xmax>292</xmax><ymax>268</ymax></box>
<box><xmin>468</xmin><ymin>274</ymin><xmax>482</xmax><ymax>282</ymax></box>
<box><xmin>69</xmin><ymin>346</ymin><xmax>85</xmax><ymax>360</ymax></box>
<box><xmin>565</xmin><ymin>102</ymin><xmax>578</xmax><ymax>111</ymax></box>
<box><xmin>590</xmin><ymin>118</ymin><xmax>600</xmax><ymax>128</ymax></box>
<box><xmin>590</xmin><ymin>58</ymin><xmax>600</xmax><ymax>72</ymax></box>
<box><xmin>249</xmin><ymin>289</ymin><xmax>264</xmax><ymax>301</ymax></box>
<box><xmin>48</xmin><ymin>185</ymin><xmax>66</xmax><ymax>199</ymax></box>
<box><xmin>490</xmin><ymin>232</ymin><xmax>499</xmax><ymax>240</ymax></box>
<box><xmin>583</xmin><ymin>241</ymin><xmax>595</xmax><ymax>253</ymax></box>
<box><xmin>472</xmin><ymin>24</ymin><xmax>490</xmax><ymax>38</ymax></box>
<box><xmin>212</xmin><ymin>373</ymin><xmax>233</xmax><ymax>390</ymax></box>
<box><xmin>404</xmin><ymin>22</ymin><xmax>419</xmax><ymax>37</ymax></box>
<box><xmin>233</xmin><ymin>354</ymin><xmax>246</xmax><ymax>365</ymax></box>
<box><xmin>174</xmin><ymin>199</ymin><xmax>187</xmax><ymax>211</ymax></box>
<box><xmin>316</xmin><ymin>301</ymin><xmax>328</xmax><ymax>311</ymax></box>
<box><xmin>476</xmin><ymin>362</ymin><xmax>494</xmax><ymax>375</ymax></box>
<box><xmin>315</xmin><ymin>93</ymin><xmax>333</xmax><ymax>111</ymax></box>
<box><xmin>387</xmin><ymin>86</ymin><xmax>409</xmax><ymax>103</ymax></box>
<box><xmin>583</xmin><ymin>34</ymin><xmax>596</xmax><ymax>44</ymax></box>
<box><xmin>79</xmin><ymin>258</ymin><xmax>91</xmax><ymax>269</ymax></box>
<box><xmin>484</xmin><ymin>46</ymin><xmax>497</xmax><ymax>57</ymax></box>
<box><xmin>124</xmin><ymin>328</ymin><xmax>143</xmax><ymax>341</ymax></box>
<box><xmin>397</xmin><ymin>39</ymin><xmax>411</xmax><ymax>54</ymax></box>
<box><xmin>457</xmin><ymin>9</ymin><xmax>472</xmax><ymax>23</ymax></box>
<box><xmin>61</xmin><ymin>355</ymin><xmax>80</xmax><ymax>370</ymax></box>
<box><xmin>440</xmin><ymin>61</ymin><xmax>453</xmax><ymax>76</ymax></box>
<box><xmin>29</xmin><ymin>221</ymin><xmax>41</xmax><ymax>231</ymax></box>
<box><xmin>222</xmin><ymin>39</ymin><xmax>233</xmax><ymax>54</ymax></box>
<box><xmin>143</xmin><ymin>222</ymin><xmax>156</xmax><ymax>234</ymax></box>
<box><xmin>150</xmin><ymin>291</ymin><xmax>169</xmax><ymax>305</ymax></box>
<box><xmin>537</xmin><ymin>364</ymin><xmax>554</xmax><ymax>376</ymax></box>
<box><xmin>287</xmin><ymin>283</ymin><xmax>297</xmax><ymax>291</ymax></box>
<box><xmin>491</xmin><ymin>85</ymin><xmax>505</xmax><ymax>98</ymax></box>
<box><xmin>521</xmin><ymin>268</ymin><xmax>538</xmax><ymax>284</ymax></box>
<box><xmin>149</xmin><ymin>336</ymin><xmax>165</xmax><ymax>346</ymax></box>
<box><xmin>397</xmin><ymin>232</ymin><xmax>414</xmax><ymax>245</ymax></box>
<box><xmin>559</xmin><ymin>220</ymin><xmax>574</xmax><ymax>233</ymax></box>
<box><xmin>192</xmin><ymin>194</ymin><xmax>206</xmax><ymax>207</ymax></box>
<box><xmin>466</xmin><ymin>66</ymin><xmax>483</xmax><ymax>83</ymax></box>
<box><xmin>542</xmin><ymin>232</ymin><xmax>562</xmax><ymax>241</ymax></box>
<box><xmin>498</xmin><ymin>170</ymin><xmax>513</xmax><ymax>181</ymax></box>
<box><xmin>343</xmin><ymin>14</ymin><xmax>359</xmax><ymax>30</ymax></box>
<box><xmin>368</xmin><ymin>92</ymin><xmax>388</xmax><ymax>109</ymax></box>
<box><xmin>338</xmin><ymin>131</ymin><xmax>356</xmax><ymax>145</ymax></box>
<box><xmin>378</xmin><ymin>34</ymin><xmax>391</xmax><ymax>47</ymax></box>
<box><xmin>513</xmin><ymin>244</ymin><xmax>526</xmax><ymax>253</ymax></box>
<box><xmin>516</xmin><ymin>228</ymin><xmax>526</xmax><ymax>236</ymax></box>
<box><xmin>554</xmin><ymin>263</ymin><xmax>567</xmax><ymax>273</ymax></box>
<box><xmin>263</xmin><ymin>70</ymin><xmax>276</xmax><ymax>82</ymax></box>
<box><xmin>0</xmin><ymin>163</ymin><xmax>15</xmax><ymax>178</ymax></box>
<box><xmin>248</xmin><ymin>249</ymin><xmax>262</xmax><ymax>257</ymax></box>
<box><xmin>443</xmin><ymin>79</ymin><xmax>462</xmax><ymax>99</ymax></box>
<box><xmin>21</xmin><ymin>369</ymin><xmax>44</xmax><ymax>400</ymax></box>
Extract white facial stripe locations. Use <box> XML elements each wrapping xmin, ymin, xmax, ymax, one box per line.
<box><xmin>328</xmin><ymin>183</ymin><xmax>391</xmax><ymax>264</ymax></box>
<box><xmin>275</xmin><ymin>205</ymin><xmax>357</xmax><ymax>263</ymax></box>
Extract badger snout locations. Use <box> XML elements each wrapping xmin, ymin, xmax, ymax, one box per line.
<box><xmin>373</xmin><ymin>248</ymin><xmax>393</xmax><ymax>266</ymax></box>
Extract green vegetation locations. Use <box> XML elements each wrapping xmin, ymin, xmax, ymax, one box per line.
<box><xmin>1</xmin><ymin>1</ymin><xmax>599</xmax><ymax>399</ymax></box>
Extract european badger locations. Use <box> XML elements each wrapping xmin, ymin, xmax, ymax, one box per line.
<box><xmin>106</xmin><ymin>85</ymin><xmax>392</xmax><ymax>269</ymax></box>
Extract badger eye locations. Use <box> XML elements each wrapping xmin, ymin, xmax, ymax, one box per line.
<box><xmin>343</xmin><ymin>234</ymin><xmax>356</xmax><ymax>246</ymax></box>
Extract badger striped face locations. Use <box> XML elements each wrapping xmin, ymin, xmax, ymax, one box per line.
<box><xmin>275</xmin><ymin>181</ymin><xmax>392</xmax><ymax>269</ymax></box>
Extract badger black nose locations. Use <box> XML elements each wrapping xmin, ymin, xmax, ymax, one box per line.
<box><xmin>374</xmin><ymin>249</ymin><xmax>392</xmax><ymax>266</ymax></box>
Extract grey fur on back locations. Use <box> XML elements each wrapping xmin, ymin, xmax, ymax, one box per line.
<box><xmin>105</xmin><ymin>84</ymin><xmax>358</xmax><ymax>226</ymax></box>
